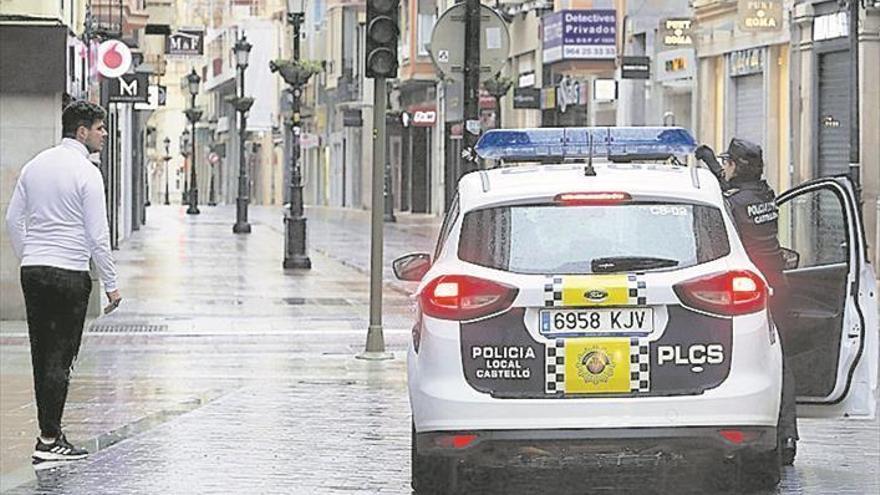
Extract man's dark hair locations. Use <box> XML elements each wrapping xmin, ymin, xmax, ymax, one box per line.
<box><xmin>62</xmin><ymin>101</ymin><xmax>107</xmax><ymax>138</ymax></box>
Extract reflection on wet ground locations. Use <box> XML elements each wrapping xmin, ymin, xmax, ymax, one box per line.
<box><xmin>0</xmin><ymin>206</ymin><xmax>877</xmax><ymax>494</ymax></box>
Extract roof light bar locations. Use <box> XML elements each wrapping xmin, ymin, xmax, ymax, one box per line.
<box><xmin>474</xmin><ymin>127</ymin><xmax>697</xmax><ymax>162</ymax></box>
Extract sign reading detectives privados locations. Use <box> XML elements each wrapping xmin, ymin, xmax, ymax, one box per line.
<box><xmin>543</xmin><ymin>10</ymin><xmax>617</xmax><ymax>64</ymax></box>
<box><xmin>166</xmin><ymin>29</ymin><xmax>204</xmax><ymax>56</ymax></box>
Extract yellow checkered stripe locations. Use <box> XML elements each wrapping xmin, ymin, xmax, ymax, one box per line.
<box><xmin>543</xmin><ymin>274</ymin><xmax>648</xmax><ymax>308</ymax></box>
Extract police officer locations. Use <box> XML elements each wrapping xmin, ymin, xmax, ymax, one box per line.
<box><xmin>695</xmin><ymin>138</ymin><xmax>798</xmax><ymax>465</ymax></box>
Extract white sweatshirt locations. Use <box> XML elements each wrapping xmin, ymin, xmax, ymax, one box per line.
<box><xmin>5</xmin><ymin>138</ymin><xmax>118</xmax><ymax>292</ymax></box>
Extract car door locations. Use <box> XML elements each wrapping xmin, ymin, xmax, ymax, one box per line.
<box><xmin>776</xmin><ymin>176</ymin><xmax>878</xmax><ymax>419</ymax></box>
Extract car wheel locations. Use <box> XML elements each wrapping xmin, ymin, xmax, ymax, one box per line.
<box><xmin>412</xmin><ymin>423</ymin><xmax>456</xmax><ymax>494</ymax></box>
<box><xmin>706</xmin><ymin>448</ymin><xmax>781</xmax><ymax>493</ymax></box>
<box><xmin>740</xmin><ymin>447</ymin><xmax>782</xmax><ymax>491</ymax></box>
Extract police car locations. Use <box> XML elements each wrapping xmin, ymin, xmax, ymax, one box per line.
<box><xmin>393</xmin><ymin>127</ymin><xmax>878</xmax><ymax>493</ymax></box>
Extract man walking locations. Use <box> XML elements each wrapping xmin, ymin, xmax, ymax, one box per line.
<box><xmin>695</xmin><ymin>138</ymin><xmax>799</xmax><ymax>465</ymax></box>
<box><xmin>5</xmin><ymin>101</ymin><xmax>121</xmax><ymax>462</ymax></box>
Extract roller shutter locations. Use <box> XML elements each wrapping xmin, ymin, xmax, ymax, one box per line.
<box><xmin>817</xmin><ymin>50</ymin><xmax>850</xmax><ymax>177</ymax></box>
<box><xmin>733</xmin><ymin>73</ymin><xmax>765</xmax><ymax>150</ymax></box>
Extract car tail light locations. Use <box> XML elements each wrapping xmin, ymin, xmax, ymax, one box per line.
<box><xmin>419</xmin><ymin>275</ymin><xmax>518</xmax><ymax>321</ymax></box>
<box><xmin>554</xmin><ymin>192</ymin><xmax>632</xmax><ymax>205</ymax></box>
<box><xmin>673</xmin><ymin>271</ymin><xmax>767</xmax><ymax>316</ymax></box>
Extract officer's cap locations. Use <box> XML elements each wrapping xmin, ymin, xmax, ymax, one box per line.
<box><xmin>718</xmin><ymin>138</ymin><xmax>763</xmax><ymax>178</ymax></box>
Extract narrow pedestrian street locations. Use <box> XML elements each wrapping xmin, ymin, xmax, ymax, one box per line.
<box><xmin>0</xmin><ymin>206</ymin><xmax>877</xmax><ymax>494</ymax></box>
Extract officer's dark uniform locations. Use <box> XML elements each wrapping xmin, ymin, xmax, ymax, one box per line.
<box><xmin>695</xmin><ymin>138</ymin><xmax>799</xmax><ymax>464</ymax></box>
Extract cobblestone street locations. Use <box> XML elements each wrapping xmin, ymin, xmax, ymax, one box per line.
<box><xmin>1</xmin><ymin>205</ymin><xmax>877</xmax><ymax>494</ymax></box>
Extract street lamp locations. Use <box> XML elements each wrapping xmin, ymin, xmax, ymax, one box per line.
<box><xmin>207</xmin><ymin>120</ymin><xmax>218</xmax><ymax>207</ymax></box>
<box><xmin>184</xmin><ymin>67</ymin><xmax>203</xmax><ymax>215</ymax></box>
<box><xmin>232</xmin><ymin>33</ymin><xmax>255</xmax><ymax>234</ymax></box>
<box><xmin>271</xmin><ymin>0</ymin><xmax>315</xmax><ymax>269</ymax></box>
<box><xmin>180</xmin><ymin>128</ymin><xmax>190</xmax><ymax>204</ymax></box>
<box><xmin>163</xmin><ymin>136</ymin><xmax>171</xmax><ymax>205</ymax></box>
<box><xmin>484</xmin><ymin>73</ymin><xmax>513</xmax><ymax>129</ymax></box>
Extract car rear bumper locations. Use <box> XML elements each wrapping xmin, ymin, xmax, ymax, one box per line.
<box><xmin>415</xmin><ymin>426</ymin><xmax>777</xmax><ymax>467</ymax></box>
<box><xmin>409</xmin><ymin>310</ymin><xmax>783</xmax><ymax>432</ymax></box>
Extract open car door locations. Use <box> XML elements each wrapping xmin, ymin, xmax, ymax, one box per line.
<box><xmin>776</xmin><ymin>176</ymin><xmax>878</xmax><ymax>419</ymax></box>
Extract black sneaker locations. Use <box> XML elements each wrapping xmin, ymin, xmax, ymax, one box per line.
<box><xmin>32</xmin><ymin>434</ymin><xmax>88</xmax><ymax>462</ymax></box>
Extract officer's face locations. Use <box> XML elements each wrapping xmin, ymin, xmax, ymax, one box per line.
<box><xmin>721</xmin><ymin>157</ymin><xmax>737</xmax><ymax>181</ymax></box>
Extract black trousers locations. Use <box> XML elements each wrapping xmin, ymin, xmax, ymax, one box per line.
<box><xmin>21</xmin><ymin>266</ymin><xmax>91</xmax><ymax>439</ymax></box>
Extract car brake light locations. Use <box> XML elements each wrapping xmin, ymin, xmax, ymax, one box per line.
<box><xmin>420</xmin><ymin>275</ymin><xmax>519</xmax><ymax>321</ymax></box>
<box><xmin>673</xmin><ymin>271</ymin><xmax>767</xmax><ymax>316</ymax></box>
<box><xmin>554</xmin><ymin>192</ymin><xmax>632</xmax><ymax>205</ymax></box>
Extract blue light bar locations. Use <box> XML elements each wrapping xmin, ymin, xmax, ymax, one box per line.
<box><xmin>474</xmin><ymin>127</ymin><xmax>697</xmax><ymax>161</ymax></box>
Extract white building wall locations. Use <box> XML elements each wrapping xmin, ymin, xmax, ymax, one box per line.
<box><xmin>0</xmin><ymin>93</ymin><xmax>62</xmax><ymax>319</ymax></box>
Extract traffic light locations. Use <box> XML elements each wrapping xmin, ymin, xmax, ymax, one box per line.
<box><xmin>365</xmin><ymin>0</ymin><xmax>399</xmax><ymax>79</ymax></box>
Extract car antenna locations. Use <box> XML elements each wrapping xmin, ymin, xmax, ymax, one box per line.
<box><xmin>584</xmin><ymin>131</ymin><xmax>596</xmax><ymax>177</ymax></box>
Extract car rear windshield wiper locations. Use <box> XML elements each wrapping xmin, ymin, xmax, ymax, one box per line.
<box><xmin>590</xmin><ymin>256</ymin><xmax>680</xmax><ymax>273</ymax></box>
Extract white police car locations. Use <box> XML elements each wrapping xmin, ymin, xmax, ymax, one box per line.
<box><xmin>393</xmin><ymin>127</ymin><xmax>878</xmax><ymax>493</ymax></box>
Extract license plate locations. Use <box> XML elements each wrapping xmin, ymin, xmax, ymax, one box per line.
<box><xmin>540</xmin><ymin>308</ymin><xmax>654</xmax><ymax>335</ymax></box>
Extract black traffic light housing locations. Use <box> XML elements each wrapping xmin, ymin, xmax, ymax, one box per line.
<box><xmin>365</xmin><ymin>0</ymin><xmax>400</xmax><ymax>79</ymax></box>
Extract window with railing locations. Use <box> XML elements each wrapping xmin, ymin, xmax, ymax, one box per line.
<box><xmin>87</xmin><ymin>0</ymin><xmax>124</xmax><ymax>38</ymax></box>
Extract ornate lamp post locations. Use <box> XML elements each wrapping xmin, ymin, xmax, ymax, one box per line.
<box><xmin>207</xmin><ymin>121</ymin><xmax>218</xmax><ymax>207</ymax></box>
<box><xmin>483</xmin><ymin>73</ymin><xmax>513</xmax><ymax>129</ymax></box>
<box><xmin>180</xmin><ymin>128</ymin><xmax>190</xmax><ymax>204</ymax></box>
<box><xmin>184</xmin><ymin>68</ymin><xmax>203</xmax><ymax>215</ymax></box>
<box><xmin>232</xmin><ymin>33</ymin><xmax>255</xmax><ymax>233</ymax></box>
<box><xmin>270</xmin><ymin>0</ymin><xmax>318</xmax><ymax>269</ymax></box>
<box><xmin>163</xmin><ymin>136</ymin><xmax>171</xmax><ymax>205</ymax></box>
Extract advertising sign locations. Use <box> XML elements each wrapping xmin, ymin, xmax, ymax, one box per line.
<box><xmin>108</xmin><ymin>73</ymin><xmax>149</xmax><ymax>103</ymax></box>
<box><xmin>660</xmin><ymin>18</ymin><xmax>694</xmax><ymax>47</ymax></box>
<box><xmin>410</xmin><ymin>106</ymin><xmax>437</xmax><ymax>127</ymax></box>
<box><xmin>656</xmin><ymin>49</ymin><xmax>696</xmax><ymax>82</ymax></box>
<box><xmin>737</xmin><ymin>0</ymin><xmax>783</xmax><ymax>32</ymax></box>
<box><xmin>542</xmin><ymin>10</ymin><xmax>617</xmax><ymax>64</ymax></box>
<box><xmin>165</xmin><ymin>29</ymin><xmax>205</xmax><ymax>56</ymax></box>
<box><xmin>621</xmin><ymin>56</ymin><xmax>651</xmax><ymax>79</ymax></box>
<box><xmin>97</xmin><ymin>40</ymin><xmax>132</xmax><ymax>78</ymax></box>
<box><xmin>513</xmin><ymin>87</ymin><xmax>541</xmax><ymax>109</ymax></box>
<box><xmin>729</xmin><ymin>48</ymin><xmax>764</xmax><ymax>77</ymax></box>
<box><xmin>134</xmin><ymin>85</ymin><xmax>168</xmax><ymax>110</ymax></box>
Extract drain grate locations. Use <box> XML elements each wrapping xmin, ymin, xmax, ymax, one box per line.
<box><xmin>89</xmin><ymin>323</ymin><xmax>168</xmax><ymax>333</ymax></box>
<box><xmin>282</xmin><ymin>297</ymin><xmax>352</xmax><ymax>306</ymax></box>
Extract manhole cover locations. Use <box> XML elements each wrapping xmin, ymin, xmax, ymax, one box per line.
<box><xmin>89</xmin><ymin>324</ymin><xmax>168</xmax><ymax>333</ymax></box>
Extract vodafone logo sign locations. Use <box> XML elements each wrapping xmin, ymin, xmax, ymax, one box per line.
<box><xmin>97</xmin><ymin>40</ymin><xmax>132</xmax><ymax>79</ymax></box>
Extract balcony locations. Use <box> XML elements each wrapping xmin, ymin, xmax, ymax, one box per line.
<box><xmin>89</xmin><ymin>0</ymin><xmax>150</xmax><ymax>39</ymax></box>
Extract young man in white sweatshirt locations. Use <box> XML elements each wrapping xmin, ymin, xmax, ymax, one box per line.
<box><xmin>5</xmin><ymin>101</ymin><xmax>122</xmax><ymax>462</ymax></box>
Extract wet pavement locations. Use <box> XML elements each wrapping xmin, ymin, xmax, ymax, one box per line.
<box><xmin>0</xmin><ymin>204</ymin><xmax>877</xmax><ymax>494</ymax></box>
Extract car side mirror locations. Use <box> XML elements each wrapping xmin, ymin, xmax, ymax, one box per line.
<box><xmin>392</xmin><ymin>253</ymin><xmax>431</xmax><ymax>282</ymax></box>
<box><xmin>781</xmin><ymin>247</ymin><xmax>800</xmax><ymax>271</ymax></box>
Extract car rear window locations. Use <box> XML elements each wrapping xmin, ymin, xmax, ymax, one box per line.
<box><xmin>458</xmin><ymin>203</ymin><xmax>730</xmax><ymax>274</ymax></box>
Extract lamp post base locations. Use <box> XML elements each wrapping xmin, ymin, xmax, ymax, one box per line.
<box><xmin>186</xmin><ymin>190</ymin><xmax>200</xmax><ymax>215</ymax></box>
<box><xmin>233</xmin><ymin>197</ymin><xmax>251</xmax><ymax>233</ymax></box>
<box><xmin>283</xmin><ymin>211</ymin><xmax>311</xmax><ymax>270</ymax></box>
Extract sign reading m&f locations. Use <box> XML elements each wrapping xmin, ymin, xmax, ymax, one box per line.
<box><xmin>166</xmin><ymin>29</ymin><xmax>204</xmax><ymax>56</ymax></box>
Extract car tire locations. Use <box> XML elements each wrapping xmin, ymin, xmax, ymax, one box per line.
<box><xmin>740</xmin><ymin>447</ymin><xmax>782</xmax><ymax>491</ymax></box>
<box><xmin>411</xmin><ymin>423</ymin><xmax>456</xmax><ymax>494</ymax></box>
<box><xmin>707</xmin><ymin>447</ymin><xmax>781</xmax><ymax>493</ymax></box>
